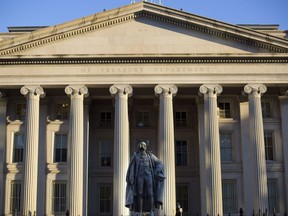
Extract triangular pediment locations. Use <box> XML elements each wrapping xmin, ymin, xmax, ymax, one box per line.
<box><xmin>1</xmin><ymin>2</ymin><xmax>288</xmax><ymax>57</ymax></box>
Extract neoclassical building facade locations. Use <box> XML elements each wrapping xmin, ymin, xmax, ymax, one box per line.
<box><xmin>0</xmin><ymin>2</ymin><xmax>288</xmax><ymax>216</ymax></box>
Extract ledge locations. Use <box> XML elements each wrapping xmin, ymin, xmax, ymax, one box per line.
<box><xmin>1</xmin><ymin>55</ymin><xmax>288</xmax><ymax>65</ymax></box>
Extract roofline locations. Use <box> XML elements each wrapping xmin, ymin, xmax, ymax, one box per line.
<box><xmin>1</xmin><ymin>1</ymin><xmax>288</xmax><ymax>55</ymax></box>
<box><xmin>7</xmin><ymin>26</ymin><xmax>49</xmax><ymax>33</ymax></box>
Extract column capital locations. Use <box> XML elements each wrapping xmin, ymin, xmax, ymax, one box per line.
<box><xmin>109</xmin><ymin>84</ymin><xmax>133</xmax><ymax>97</ymax></box>
<box><xmin>244</xmin><ymin>84</ymin><xmax>267</xmax><ymax>97</ymax></box>
<box><xmin>154</xmin><ymin>84</ymin><xmax>178</xmax><ymax>97</ymax></box>
<box><xmin>65</xmin><ymin>85</ymin><xmax>88</xmax><ymax>98</ymax></box>
<box><xmin>20</xmin><ymin>86</ymin><xmax>45</xmax><ymax>98</ymax></box>
<box><xmin>199</xmin><ymin>84</ymin><xmax>222</xmax><ymax>97</ymax></box>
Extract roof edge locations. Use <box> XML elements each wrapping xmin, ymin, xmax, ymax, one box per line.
<box><xmin>1</xmin><ymin>1</ymin><xmax>288</xmax><ymax>55</ymax></box>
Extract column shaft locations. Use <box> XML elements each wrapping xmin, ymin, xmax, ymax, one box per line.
<box><xmin>199</xmin><ymin>84</ymin><xmax>223</xmax><ymax>216</ymax></box>
<box><xmin>65</xmin><ymin>85</ymin><xmax>88</xmax><ymax>216</ymax></box>
<box><xmin>83</xmin><ymin>101</ymin><xmax>90</xmax><ymax>216</ymax></box>
<box><xmin>279</xmin><ymin>95</ymin><xmax>288</xmax><ymax>212</ymax></box>
<box><xmin>0</xmin><ymin>97</ymin><xmax>7</xmax><ymax>215</ymax></box>
<box><xmin>155</xmin><ymin>84</ymin><xmax>177</xmax><ymax>216</ymax></box>
<box><xmin>197</xmin><ymin>98</ymin><xmax>207</xmax><ymax>215</ymax></box>
<box><xmin>239</xmin><ymin>100</ymin><xmax>253</xmax><ymax>214</ymax></box>
<box><xmin>37</xmin><ymin>99</ymin><xmax>48</xmax><ymax>215</ymax></box>
<box><xmin>244</xmin><ymin>84</ymin><xmax>268</xmax><ymax>212</ymax></box>
<box><xmin>21</xmin><ymin>86</ymin><xmax>45</xmax><ymax>215</ymax></box>
<box><xmin>110</xmin><ymin>85</ymin><xmax>132</xmax><ymax>216</ymax></box>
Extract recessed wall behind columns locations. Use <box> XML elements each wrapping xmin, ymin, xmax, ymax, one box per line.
<box><xmin>1</xmin><ymin>85</ymin><xmax>287</xmax><ymax>214</ymax></box>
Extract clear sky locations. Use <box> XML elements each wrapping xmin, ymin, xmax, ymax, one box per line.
<box><xmin>0</xmin><ymin>0</ymin><xmax>287</xmax><ymax>32</ymax></box>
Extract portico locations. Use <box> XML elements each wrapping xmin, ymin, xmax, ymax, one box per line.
<box><xmin>1</xmin><ymin>1</ymin><xmax>288</xmax><ymax>216</ymax></box>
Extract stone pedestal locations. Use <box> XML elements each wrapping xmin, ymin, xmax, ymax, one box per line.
<box><xmin>65</xmin><ymin>85</ymin><xmax>88</xmax><ymax>216</ymax></box>
<box><xmin>110</xmin><ymin>85</ymin><xmax>133</xmax><ymax>216</ymax></box>
<box><xmin>199</xmin><ymin>84</ymin><xmax>223</xmax><ymax>216</ymax></box>
<box><xmin>154</xmin><ymin>84</ymin><xmax>177</xmax><ymax>216</ymax></box>
<box><xmin>244</xmin><ymin>84</ymin><xmax>268</xmax><ymax>212</ymax></box>
<box><xmin>21</xmin><ymin>86</ymin><xmax>45</xmax><ymax>215</ymax></box>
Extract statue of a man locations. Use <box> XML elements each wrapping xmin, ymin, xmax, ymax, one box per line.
<box><xmin>125</xmin><ymin>142</ymin><xmax>165</xmax><ymax>216</ymax></box>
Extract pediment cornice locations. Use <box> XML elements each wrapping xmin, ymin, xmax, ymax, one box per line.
<box><xmin>1</xmin><ymin>2</ymin><xmax>288</xmax><ymax>56</ymax></box>
<box><xmin>136</xmin><ymin>10</ymin><xmax>288</xmax><ymax>53</ymax></box>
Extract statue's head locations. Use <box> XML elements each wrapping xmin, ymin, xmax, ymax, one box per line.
<box><xmin>138</xmin><ymin>141</ymin><xmax>147</xmax><ymax>151</ymax></box>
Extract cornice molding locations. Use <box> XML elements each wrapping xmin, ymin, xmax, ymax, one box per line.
<box><xmin>1</xmin><ymin>56</ymin><xmax>287</xmax><ymax>65</ymax></box>
<box><xmin>135</xmin><ymin>11</ymin><xmax>288</xmax><ymax>53</ymax></box>
<box><xmin>1</xmin><ymin>2</ymin><xmax>288</xmax><ymax>56</ymax></box>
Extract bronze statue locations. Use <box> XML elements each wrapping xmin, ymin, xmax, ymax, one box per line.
<box><xmin>125</xmin><ymin>142</ymin><xmax>165</xmax><ymax>216</ymax></box>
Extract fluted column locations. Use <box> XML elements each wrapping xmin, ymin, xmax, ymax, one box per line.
<box><xmin>21</xmin><ymin>86</ymin><xmax>45</xmax><ymax>216</ymax></box>
<box><xmin>154</xmin><ymin>84</ymin><xmax>178</xmax><ymax>216</ymax></box>
<box><xmin>0</xmin><ymin>94</ymin><xmax>7</xmax><ymax>215</ymax></box>
<box><xmin>65</xmin><ymin>85</ymin><xmax>88</xmax><ymax>216</ymax></box>
<box><xmin>110</xmin><ymin>85</ymin><xmax>132</xmax><ymax>216</ymax></box>
<box><xmin>244</xmin><ymin>84</ymin><xmax>268</xmax><ymax>212</ymax></box>
<box><xmin>199</xmin><ymin>84</ymin><xmax>223</xmax><ymax>216</ymax></box>
<box><xmin>279</xmin><ymin>91</ymin><xmax>288</xmax><ymax>213</ymax></box>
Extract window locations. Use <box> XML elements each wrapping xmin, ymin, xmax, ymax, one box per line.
<box><xmin>99</xmin><ymin>185</ymin><xmax>112</xmax><ymax>213</ymax></box>
<box><xmin>10</xmin><ymin>181</ymin><xmax>21</xmax><ymax>213</ymax></box>
<box><xmin>100</xmin><ymin>140</ymin><xmax>112</xmax><ymax>167</ymax></box>
<box><xmin>16</xmin><ymin>103</ymin><xmax>26</xmax><ymax>120</ymax></box>
<box><xmin>100</xmin><ymin>112</ymin><xmax>112</xmax><ymax>127</ymax></box>
<box><xmin>175</xmin><ymin>112</ymin><xmax>187</xmax><ymax>127</ymax></box>
<box><xmin>222</xmin><ymin>179</ymin><xmax>237</xmax><ymax>214</ymax></box>
<box><xmin>13</xmin><ymin>132</ymin><xmax>24</xmax><ymax>163</ymax></box>
<box><xmin>137</xmin><ymin>111</ymin><xmax>149</xmax><ymax>127</ymax></box>
<box><xmin>218</xmin><ymin>102</ymin><xmax>232</xmax><ymax>118</ymax></box>
<box><xmin>176</xmin><ymin>184</ymin><xmax>189</xmax><ymax>212</ymax></box>
<box><xmin>267</xmin><ymin>179</ymin><xmax>279</xmax><ymax>213</ymax></box>
<box><xmin>54</xmin><ymin>134</ymin><xmax>68</xmax><ymax>162</ymax></box>
<box><xmin>52</xmin><ymin>181</ymin><xmax>66</xmax><ymax>213</ymax></box>
<box><xmin>220</xmin><ymin>132</ymin><xmax>233</xmax><ymax>162</ymax></box>
<box><xmin>264</xmin><ymin>131</ymin><xmax>274</xmax><ymax>160</ymax></box>
<box><xmin>262</xmin><ymin>101</ymin><xmax>272</xmax><ymax>118</ymax></box>
<box><xmin>175</xmin><ymin>140</ymin><xmax>187</xmax><ymax>166</ymax></box>
<box><xmin>56</xmin><ymin>103</ymin><xmax>69</xmax><ymax>120</ymax></box>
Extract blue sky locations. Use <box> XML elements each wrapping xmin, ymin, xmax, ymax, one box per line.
<box><xmin>0</xmin><ymin>0</ymin><xmax>287</xmax><ymax>32</ymax></box>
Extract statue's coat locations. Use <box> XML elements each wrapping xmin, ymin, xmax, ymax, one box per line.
<box><xmin>125</xmin><ymin>151</ymin><xmax>165</xmax><ymax>212</ymax></box>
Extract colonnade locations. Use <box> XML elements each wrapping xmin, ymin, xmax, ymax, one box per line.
<box><xmin>1</xmin><ymin>83</ymin><xmax>286</xmax><ymax>215</ymax></box>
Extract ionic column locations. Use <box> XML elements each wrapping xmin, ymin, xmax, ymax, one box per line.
<box><xmin>0</xmin><ymin>94</ymin><xmax>7</xmax><ymax>215</ymax></box>
<box><xmin>65</xmin><ymin>85</ymin><xmax>88</xmax><ymax>216</ymax></box>
<box><xmin>154</xmin><ymin>84</ymin><xmax>178</xmax><ymax>216</ymax></box>
<box><xmin>109</xmin><ymin>85</ymin><xmax>132</xmax><ymax>216</ymax></box>
<box><xmin>21</xmin><ymin>86</ymin><xmax>45</xmax><ymax>215</ymax></box>
<box><xmin>279</xmin><ymin>91</ymin><xmax>288</xmax><ymax>212</ymax></box>
<box><xmin>199</xmin><ymin>84</ymin><xmax>223</xmax><ymax>216</ymax></box>
<box><xmin>244</xmin><ymin>84</ymin><xmax>268</xmax><ymax>212</ymax></box>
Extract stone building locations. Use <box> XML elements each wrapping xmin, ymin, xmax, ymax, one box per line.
<box><xmin>0</xmin><ymin>1</ymin><xmax>288</xmax><ymax>216</ymax></box>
